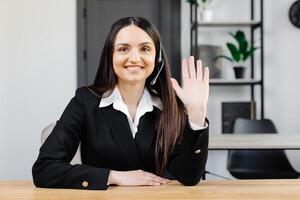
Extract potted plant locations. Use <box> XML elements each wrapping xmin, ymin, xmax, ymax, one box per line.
<box><xmin>186</xmin><ymin>0</ymin><xmax>213</xmax><ymax>22</ymax></box>
<box><xmin>215</xmin><ymin>30</ymin><xmax>258</xmax><ymax>79</ymax></box>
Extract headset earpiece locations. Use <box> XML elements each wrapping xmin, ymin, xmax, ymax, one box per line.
<box><xmin>150</xmin><ymin>43</ymin><xmax>164</xmax><ymax>85</ymax></box>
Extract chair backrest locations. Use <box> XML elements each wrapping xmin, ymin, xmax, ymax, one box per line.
<box><xmin>233</xmin><ymin>118</ymin><xmax>277</xmax><ymax>133</ymax></box>
<box><xmin>41</xmin><ymin>123</ymin><xmax>82</xmax><ymax>165</ymax></box>
<box><xmin>227</xmin><ymin>118</ymin><xmax>299</xmax><ymax>179</ymax></box>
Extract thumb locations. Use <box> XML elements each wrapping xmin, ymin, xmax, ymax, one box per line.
<box><xmin>170</xmin><ymin>78</ymin><xmax>183</xmax><ymax>99</ymax></box>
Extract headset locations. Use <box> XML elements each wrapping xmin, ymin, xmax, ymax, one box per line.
<box><xmin>150</xmin><ymin>43</ymin><xmax>164</xmax><ymax>85</ymax></box>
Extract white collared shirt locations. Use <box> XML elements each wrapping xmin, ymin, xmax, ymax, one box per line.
<box><xmin>99</xmin><ymin>86</ymin><xmax>206</xmax><ymax>138</ymax></box>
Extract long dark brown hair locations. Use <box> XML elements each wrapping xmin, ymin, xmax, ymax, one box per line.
<box><xmin>89</xmin><ymin>17</ymin><xmax>187</xmax><ymax>176</ymax></box>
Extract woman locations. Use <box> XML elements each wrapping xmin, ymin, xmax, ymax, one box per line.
<box><xmin>32</xmin><ymin>17</ymin><xmax>209</xmax><ymax>190</ymax></box>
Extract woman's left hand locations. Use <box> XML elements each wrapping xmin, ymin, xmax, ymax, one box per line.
<box><xmin>170</xmin><ymin>56</ymin><xmax>209</xmax><ymax>127</ymax></box>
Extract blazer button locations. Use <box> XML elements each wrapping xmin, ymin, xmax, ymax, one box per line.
<box><xmin>82</xmin><ymin>181</ymin><xmax>89</xmax><ymax>188</ymax></box>
<box><xmin>195</xmin><ymin>149</ymin><xmax>201</xmax><ymax>154</ymax></box>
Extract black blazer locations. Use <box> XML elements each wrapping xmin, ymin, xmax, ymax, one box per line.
<box><xmin>32</xmin><ymin>87</ymin><xmax>209</xmax><ymax>190</ymax></box>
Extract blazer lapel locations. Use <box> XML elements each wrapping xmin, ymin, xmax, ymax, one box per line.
<box><xmin>99</xmin><ymin>106</ymin><xmax>142</xmax><ymax>169</ymax></box>
<box><xmin>134</xmin><ymin>108</ymin><xmax>160</xmax><ymax>157</ymax></box>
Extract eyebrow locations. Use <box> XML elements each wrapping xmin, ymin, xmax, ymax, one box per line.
<box><xmin>115</xmin><ymin>42</ymin><xmax>154</xmax><ymax>47</ymax></box>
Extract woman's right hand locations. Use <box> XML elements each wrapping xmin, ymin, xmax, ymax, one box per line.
<box><xmin>108</xmin><ymin>169</ymin><xmax>170</xmax><ymax>186</ymax></box>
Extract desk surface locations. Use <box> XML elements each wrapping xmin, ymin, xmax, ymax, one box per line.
<box><xmin>209</xmin><ymin>133</ymin><xmax>300</xmax><ymax>150</ymax></box>
<box><xmin>1</xmin><ymin>180</ymin><xmax>300</xmax><ymax>200</ymax></box>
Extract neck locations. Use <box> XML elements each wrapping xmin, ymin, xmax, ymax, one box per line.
<box><xmin>117</xmin><ymin>81</ymin><xmax>145</xmax><ymax>107</ymax></box>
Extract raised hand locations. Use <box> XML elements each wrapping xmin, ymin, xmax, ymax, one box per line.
<box><xmin>108</xmin><ymin>169</ymin><xmax>170</xmax><ymax>186</ymax></box>
<box><xmin>170</xmin><ymin>56</ymin><xmax>209</xmax><ymax>127</ymax></box>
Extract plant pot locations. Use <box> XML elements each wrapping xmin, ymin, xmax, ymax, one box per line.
<box><xmin>233</xmin><ymin>66</ymin><xmax>246</xmax><ymax>79</ymax></box>
<box><xmin>199</xmin><ymin>9</ymin><xmax>213</xmax><ymax>22</ymax></box>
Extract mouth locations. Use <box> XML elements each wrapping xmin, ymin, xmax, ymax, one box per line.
<box><xmin>124</xmin><ymin>65</ymin><xmax>144</xmax><ymax>72</ymax></box>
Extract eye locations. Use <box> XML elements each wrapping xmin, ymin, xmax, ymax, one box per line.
<box><xmin>117</xmin><ymin>47</ymin><xmax>129</xmax><ymax>52</ymax></box>
<box><xmin>141</xmin><ymin>46</ymin><xmax>151</xmax><ymax>52</ymax></box>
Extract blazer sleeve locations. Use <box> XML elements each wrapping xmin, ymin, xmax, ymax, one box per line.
<box><xmin>32</xmin><ymin>88</ymin><xmax>110</xmax><ymax>190</ymax></box>
<box><xmin>166</xmin><ymin>119</ymin><xmax>209</xmax><ymax>186</ymax></box>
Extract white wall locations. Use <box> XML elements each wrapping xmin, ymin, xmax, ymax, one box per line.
<box><xmin>181</xmin><ymin>0</ymin><xmax>300</xmax><ymax>179</ymax></box>
<box><xmin>0</xmin><ymin>0</ymin><xmax>76</xmax><ymax>179</ymax></box>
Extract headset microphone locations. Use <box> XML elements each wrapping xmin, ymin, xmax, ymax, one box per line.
<box><xmin>150</xmin><ymin>44</ymin><xmax>164</xmax><ymax>85</ymax></box>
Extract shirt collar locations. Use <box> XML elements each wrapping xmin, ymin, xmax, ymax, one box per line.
<box><xmin>99</xmin><ymin>86</ymin><xmax>162</xmax><ymax>111</ymax></box>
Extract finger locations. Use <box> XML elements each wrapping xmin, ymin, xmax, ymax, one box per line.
<box><xmin>204</xmin><ymin>67</ymin><xmax>209</xmax><ymax>84</ymax></box>
<box><xmin>196</xmin><ymin>59</ymin><xmax>203</xmax><ymax>80</ymax></box>
<box><xmin>143</xmin><ymin>171</ymin><xmax>164</xmax><ymax>181</ymax></box>
<box><xmin>189</xmin><ymin>56</ymin><xmax>196</xmax><ymax>79</ymax></box>
<box><xmin>148</xmin><ymin>176</ymin><xmax>166</xmax><ymax>184</ymax></box>
<box><xmin>147</xmin><ymin>181</ymin><xmax>161</xmax><ymax>186</ymax></box>
<box><xmin>143</xmin><ymin>172</ymin><xmax>166</xmax><ymax>184</ymax></box>
<box><xmin>181</xmin><ymin>58</ymin><xmax>189</xmax><ymax>83</ymax></box>
<box><xmin>170</xmin><ymin>78</ymin><xmax>183</xmax><ymax>100</ymax></box>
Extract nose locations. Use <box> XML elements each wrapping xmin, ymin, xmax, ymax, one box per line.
<box><xmin>128</xmin><ymin>49</ymin><xmax>141</xmax><ymax>63</ymax></box>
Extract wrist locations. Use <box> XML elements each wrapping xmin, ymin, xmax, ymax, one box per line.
<box><xmin>186</xmin><ymin>104</ymin><xmax>206</xmax><ymax>117</ymax></box>
<box><xmin>188</xmin><ymin>114</ymin><xmax>206</xmax><ymax>127</ymax></box>
<box><xmin>186</xmin><ymin>104</ymin><xmax>206</xmax><ymax>127</ymax></box>
<box><xmin>108</xmin><ymin>170</ymin><xmax>121</xmax><ymax>185</ymax></box>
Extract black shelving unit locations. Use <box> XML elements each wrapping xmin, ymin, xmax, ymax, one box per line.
<box><xmin>190</xmin><ymin>0</ymin><xmax>264</xmax><ymax>118</ymax></box>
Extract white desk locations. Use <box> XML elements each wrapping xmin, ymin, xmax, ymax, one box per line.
<box><xmin>208</xmin><ymin>133</ymin><xmax>300</xmax><ymax>172</ymax></box>
<box><xmin>209</xmin><ymin>133</ymin><xmax>300</xmax><ymax>150</ymax></box>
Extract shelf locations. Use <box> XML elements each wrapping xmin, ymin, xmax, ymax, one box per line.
<box><xmin>189</xmin><ymin>0</ymin><xmax>265</xmax><ymax>118</ymax></box>
<box><xmin>191</xmin><ymin>20</ymin><xmax>261</xmax><ymax>29</ymax></box>
<box><xmin>209</xmin><ymin>79</ymin><xmax>261</xmax><ymax>86</ymax></box>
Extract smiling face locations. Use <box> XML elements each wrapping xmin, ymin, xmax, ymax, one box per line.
<box><xmin>112</xmin><ymin>24</ymin><xmax>156</xmax><ymax>86</ymax></box>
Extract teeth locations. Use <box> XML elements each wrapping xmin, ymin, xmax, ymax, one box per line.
<box><xmin>125</xmin><ymin>66</ymin><xmax>142</xmax><ymax>68</ymax></box>
<box><xmin>125</xmin><ymin>66</ymin><xmax>143</xmax><ymax>72</ymax></box>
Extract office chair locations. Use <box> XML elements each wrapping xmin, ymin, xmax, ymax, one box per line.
<box><xmin>227</xmin><ymin>118</ymin><xmax>299</xmax><ymax>179</ymax></box>
<box><xmin>41</xmin><ymin>123</ymin><xmax>82</xmax><ymax>165</ymax></box>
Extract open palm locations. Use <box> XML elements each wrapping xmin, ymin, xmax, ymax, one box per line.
<box><xmin>171</xmin><ymin>56</ymin><xmax>209</xmax><ymax>116</ymax></box>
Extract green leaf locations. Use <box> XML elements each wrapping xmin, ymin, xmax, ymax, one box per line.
<box><xmin>226</xmin><ymin>30</ymin><xmax>259</xmax><ymax>63</ymax></box>
<box><xmin>230</xmin><ymin>30</ymin><xmax>248</xmax><ymax>58</ymax></box>
<box><xmin>227</xmin><ymin>43</ymin><xmax>240</xmax><ymax>62</ymax></box>
<box><xmin>235</xmin><ymin>31</ymin><xmax>248</xmax><ymax>55</ymax></box>
<box><xmin>214</xmin><ymin>55</ymin><xmax>233</xmax><ymax>63</ymax></box>
<box><xmin>240</xmin><ymin>40</ymin><xmax>248</xmax><ymax>55</ymax></box>
<box><xmin>229</xmin><ymin>31</ymin><xmax>245</xmax><ymax>42</ymax></box>
<box><xmin>235</xmin><ymin>30</ymin><xmax>246</xmax><ymax>43</ymax></box>
<box><xmin>243</xmin><ymin>47</ymin><xmax>258</xmax><ymax>61</ymax></box>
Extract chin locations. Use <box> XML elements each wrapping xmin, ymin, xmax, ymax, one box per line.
<box><xmin>127</xmin><ymin>79</ymin><xmax>146</xmax><ymax>85</ymax></box>
<box><xmin>119</xmin><ymin>78</ymin><xmax>147</xmax><ymax>86</ymax></box>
